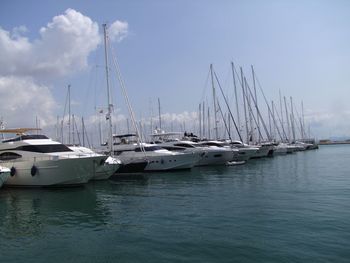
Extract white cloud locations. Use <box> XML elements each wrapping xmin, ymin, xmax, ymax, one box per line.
<box><xmin>108</xmin><ymin>20</ymin><xmax>128</xmax><ymax>42</ymax></box>
<box><xmin>0</xmin><ymin>9</ymin><xmax>130</xmax><ymax>133</ymax></box>
<box><xmin>0</xmin><ymin>76</ymin><xmax>56</xmax><ymax>128</ymax></box>
<box><xmin>303</xmin><ymin>109</ymin><xmax>350</xmax><ymax>139</ymax></box>
<box><xmin>0</xmin><ymin>8</ymin><xmax>101</xmax><ymax>78</ymax></box>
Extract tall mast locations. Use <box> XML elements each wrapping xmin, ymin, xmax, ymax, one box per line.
<box><xmin>158</xmin><ymin>97</ymin><xmax>162</xmax><ymax>130</ymax></box>
<box><xmin>279</xmin><ymin>90</ymin><xmax>284</xmax><ymax>141</ymax></box>
<box><xmin>82</xmin><ymin>117</ymin><xmax>85</xmax><ymax>147</ymax></box>
<box><xmin>301</xmin><ymin>101</ymin><xmax>305</xmax><ymax>139</ymax></box>
<box><xmin>98</xmin><ymin>111</ymin><xmax>102</xmax><ymax>146</ymax></box>
<box><xmin>231</xmin><ymin>62</ymin><xmax>241</xmax><ymax>139</ymax></box>
<box><xmin>199</xmin><ymin>103</ymin><xmax>202</xmax><ymax>138</ymax></box>
<box><xmin>68</xmin><ymin>84</ymin><xmax>71</xmax><ymax>144</ymax></box>
<box><xmin>246</xmin><ymin>78</ymin><xmax>254</xmax><ymax>143</ymax></box>
<box><xmin>284</xmin><ymin>96</ymin><xmax>290</xmax><ymax>142</ymax></box>
<box><xmin>210</xmin><ymin>64</ymin><xmax>218</xmax><ymax>140</ymax></box>
<box><xmin>103</xmin><ymin>23</ymin><xmax>113</xmax><ymax>154</ymax></box>
<box><xmin>244</xmin><ymin>77</ymin><xmax>266</xmax><ymax>142</ymax></box>
<box><xmin>207</xmin><ymin>106</ymin><xmax>210</xmax><ymax>139</ymax></box>
<box><xmin>251</xmin><ymin>65</ymin><xmax>259</xmax><ymax>143</ymax></box>
<box><xmin>72</xmin><ymin>114</ymin><xmax>75</xmax><ymax>145</ymax></box>
<box><xmin>268</xmin><ymin>102</ymin><xmax>272</xmax><ymax>139</ymax></box>
<box><xmin>202</xmin><ymin>101</ymin><xmax>205</xmax><ymax>138</ymax></box>
<box><xmin>240</xmin><ymin>67</ymin><xmax>249</xmax><ymax>144</ymax></box>
<box><xmin>271</xmin><ymin>101</ymin><xmax>275</xmax><ymax>140</ymax></box>
<box><xmin>290</xmin><ymin>96</ymin><xmax>296</xmax><ymax>142</ymax></box>
<box><xmin>213</xmin><ymin>70</ymin><xmax>243</xmax><ymax>142</ymax></box>
<box><xmin>56</xmin><ymin>115</ymin><xmax>59</xmax><ymax>141</ymax></box>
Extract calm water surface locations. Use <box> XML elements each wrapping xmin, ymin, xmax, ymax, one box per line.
<box><xmin>1</xmin><ymin>145</ymin><xmax>350</xmax><ymax>262</ymax></box>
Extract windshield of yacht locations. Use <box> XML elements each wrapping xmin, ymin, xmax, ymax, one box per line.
<box><xmin>135</xmin><ymin>146</ymin><xmax>164</xmax><ymax>152</ymax></box>
<box><xmin>200</xmin><ymin>142</ymin><xmax>223</xmax><ymax>147</ymax></box>
<box><xmin>174</xmin><ymin>143</ymin><xmax>196</xmax><ymax>148</ymax></box>
<box><xmin>15</xmin><ymin>144</ymin><xmax>73</xmax><ymax>153</ymax></box>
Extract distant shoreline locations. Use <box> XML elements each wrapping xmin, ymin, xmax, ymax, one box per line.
<box><xmin>319</xmin><ymin>141</ymin><xmax>350</xmax><ymax>145</ymax></box>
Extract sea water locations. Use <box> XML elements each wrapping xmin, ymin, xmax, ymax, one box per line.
<box><xmin>1</xmin><ymin>145</ymin><xmax>350</xmax><ymax>262</ymax></box>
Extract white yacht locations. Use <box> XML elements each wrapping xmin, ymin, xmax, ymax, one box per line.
<box><xmin>113</xmin><ymin>134</ymin><xmax>198</xmax><ymax>171</ymax></box>
<box><xmin>250</xmin><ymin>143</ymin><xmax>275</xmax><ymax>158</ymax></box>
<box><xmin>0</xmin><ymin>165</ymin><xmax>10</xmax><ymax>188</ymax></box>
<box><xmin>273</xmin><ymin>143</ymin><xmax>288</xmax><ymax>155</ymax></box>
<box><xmin>0</xmin><ymin>129</ymin><xmax>107</xmax><ymax>187</ymax></box>
<box><xmin>196</xmin><ymin>140</ymin><xmax>241</xmax><ymax>161</ymax></box>
<box><xmin>160</xmin><ymin>140</ymin><xmax>235</xmax><ymax>166</ymax></box>
<box><xmin>68</xmin><ymin>145</ymin><xmax>121</xmax><ymax>180</ymax></box>
<box><xmin>150</xmin><ymin>132</ymin><xmax>235</xmax><ymax>166</ymax></box>
<box><xmin>229</xmin><ymin>141</ymin><xmax>260</xmax><ymax>160</ymax></box>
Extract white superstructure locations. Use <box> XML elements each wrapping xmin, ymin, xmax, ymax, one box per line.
<box><xmin>113</xmin><ymin>134</ymin><xmax>198</xmax><ymax>171</ymax></box>
<box><xmin>69</xmin><ymin>145</ymin><xmax>121</xmax><ymax>180</ymax></box>
<box><xmin>0</xmin><ymin>130</ymin><xmax>107</xmax><ymax>186</ymax></box>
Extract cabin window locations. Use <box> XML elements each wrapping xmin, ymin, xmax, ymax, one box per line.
<box><xmin>16</xmin><ymin>144</ymin><xmax>73</xmax><ymax>153</ymax></box>
<box><xmin>174</xmin><ymin>143</ymin><xmax>195</xmax><ymax>148</ymax></box>
<box><xmin>0</xmin><ymin>152</ymin><xmax>22</xmax><ymax>161</ymax></box>
<box><xmin>135</xmin><ymin>146</ymin><xmax>163</xmax><ymax>152</ymax></box>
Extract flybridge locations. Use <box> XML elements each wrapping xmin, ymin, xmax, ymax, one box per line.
<box><xmin>0</xmin><ymin>128</ymin><xmax>41</xmax><ymax>135</ymax></box>
<box><xmin>0</xmin><ymin>128</ymin><xmax>45</xmax><ymax>143</ymax></box>
<box><xmin>2</xmin><ymin>135</ymin><xmax>49</xmax><ymax>143</ymax></box>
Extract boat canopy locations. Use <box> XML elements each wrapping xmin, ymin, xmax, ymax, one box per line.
<box><xmin>2</xmin><ymin>134</ymin><xmax>49</xmax><ymax>143</ymax></box>
<box><xmin>0</xmin><ymin>128</ymin><xmax>41</xmax><ymax>135</ymax></box>
<box><xmin>112</xmin><ymin>133</ymin><xmax>137</xmax><ymax>138</ymax></box>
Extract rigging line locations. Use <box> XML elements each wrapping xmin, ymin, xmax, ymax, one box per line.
<box><xmin>231</xmin><ymin>62</ymin><xmax>241</xmax><ymax>132</ymax></box>
<box><xmin>82</xmin><ymin>52</ymin><xmax>99</xmax><ymax>118</ymax></box>
<box><xmin>199</xmin><ymin>68</ymin><xmax>211</xmax><ymax>106</ymax></box>
<box><xmin>244</xmin><ymin>78</ymin><xmax>271</xmax><ymax>141</ymax></box>
<box><xmin>60</xmin><ymin>86</ymin><xmax>70</xmax><ymax>143</ymax></box>
<box><xmin>243</xmin><ymin>78</ymin><xmax>264</xmax><ymax>141</ymax></box>
<box><xmin>269</xmin><ymin>102</ymin><xmax>284</xmax><ymax>141</ymax></box>
<box><xmin>272</xmin><ymin>102</ymin><xmax>288</xmax><ymax>141</ymax></box>
<box><xmin>250</xmin><ymin>67</ymin><xmax>286</xmax><ymax>142</ymax></box>
<box><xmin>217</xmin><ymin>100</ymin><xmax>232</xmax><ymax>142</ymax></box>
<box><xmin>74</xmin><ymin>118</ymin><xmax>81</xmax><ymax>146</ymax></box>
<box><xmin>213</xmin><ymin>71</ymin><xmax>243</xmax><ymax>142</ymax></box>
<box><xmin>109</xmin><ymin>42</ymin><xmax>146</xmax><ymax>154</ymax></box>
<box><xmin>290</xmin><ymin>99</ymin><xmax>304</xmax><ymax>140</ymax></box>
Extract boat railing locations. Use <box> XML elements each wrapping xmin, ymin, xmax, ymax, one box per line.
<box><xmin>0</xmin><ymin>153</ymin><xmax>103</xmax><ymax>164</ymax></box>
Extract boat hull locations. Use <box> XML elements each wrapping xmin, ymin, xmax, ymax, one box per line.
<box><xmin>144</xmin><ymin>152</ymin><xmax>198</xmax><ymax>171</ymax></box>
<box><xmin>0</xmin><ymin>167</ymin><xmax>10</xmax><ymax>188</ymax></box>
<box><xmin>114</xmin><ymin>160</ymin><xmax>148</xmax><ymax>174</ymax></box>
<box><xmin>232</xmin><ymin>147</ymin><xmax>258</xmax><ymax>161</ymax></box>
<box><xmin>251</xmin><ymin>145</ymin><xmax>274</xmax><ymax>159</ymax></box>
<box><xmin>196</xmin><ymin>149</ymin><xmax>233</xmax><ymax>166</ymax></box>
<box><xmin>3</xmin><ymin>156</ymin><xmax>105</xmax><ymax>187</ymax></box>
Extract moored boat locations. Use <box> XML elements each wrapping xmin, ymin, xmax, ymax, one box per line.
<box><xmin>69</xmin><ymin>145</ymin><xmax>121</xmax><ymax>180</ymax></box>
<box><xmin>113</xmin><ymin>134</ymin><xmax>198</xmax><ymax>171</ymax></box>
<box><xmin>0</xmin><ymin>129</ymin><xmax>107</xmax><ymax>187</ymax></box>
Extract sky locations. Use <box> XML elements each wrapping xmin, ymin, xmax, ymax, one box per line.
<box><xmin>0</xmin><ymin>0</ymin><xmax>350</xmax><ymax>144</ymax></box>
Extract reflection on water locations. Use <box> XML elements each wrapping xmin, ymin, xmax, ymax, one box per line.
<box><xmin>1</xmin><ymin>146</ymin><xmax>350</xmax><ymax>262</ymax></box>
<box><xmin>0</xmin><ymin>186</ymin><xmax>110</xmax><ymax>239</ymax></box>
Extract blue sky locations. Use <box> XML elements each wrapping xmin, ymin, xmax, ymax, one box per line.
<box><xmin>0</xmin><ymin>0</ymin><xmax>350</xmax><ymax>143</ymax></box>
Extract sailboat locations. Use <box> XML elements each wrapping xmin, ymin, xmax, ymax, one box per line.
<box><xmin>59</xmin><ymin>85</ymin><xmax>122</xmax><ymax>180</ymax></box>
<box><xmin>101</xmin><ymin>24</ymin><xmax>148</xmax><ymax>174</ymax></box>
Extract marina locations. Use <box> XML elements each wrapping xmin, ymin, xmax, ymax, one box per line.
<box><xmin>1</xmin><ymin>144</ymin><xmax>350</xmax><ymax>262</ymax></box>
<box><xmin>1</xmin><ymin>1</ymin><xmax>349</xmax><ymax>262</ymax></box>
